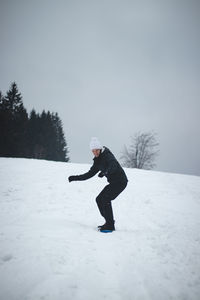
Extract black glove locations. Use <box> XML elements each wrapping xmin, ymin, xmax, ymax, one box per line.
<box><xmin>68</xmin><ymin>175</ymin><xmax>79</xmax><ymax>182</ymax></box>
<box><xmin>98</xmin><ymin>171</ymin><xmax>105</xmax><ymax>178</ymax></box>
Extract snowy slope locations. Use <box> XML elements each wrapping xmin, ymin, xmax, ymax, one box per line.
<box><xmin>0</xmin><ymin>158</ymin><xmax>200</xmax><ymax>300</ymax></box>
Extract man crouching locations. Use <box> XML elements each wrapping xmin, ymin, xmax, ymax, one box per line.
<box><xmin>68</xmin><ymin>137</ymin><xmax>128</xmax><ymax>232</ymax></box>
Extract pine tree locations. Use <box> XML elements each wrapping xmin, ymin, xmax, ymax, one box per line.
<box><xmin>27</xmin><ymin>109</ymin><xmax>40</xmax><ymax>158</ymax></box>
<box><xmin>4</xmin><ymin>82</ymin><xmax>24</xmax><ymax>113</ymax></box>
<box><xmin>0</xmin><ymin>91</ymin><xmax>8</xmax><ymax>156</ymax></box>
<box><xmin>51</xmin><ymin>113</ymin><xmax>69</xmax><ymax>162</ymax></box>
<box><xmin>2</xmin><ymin>82</ymin><xmax>28</xmax><ymax>157</ymax></box>
<box><xmin>40</xmin><ymin>110</ymin><xmax>54</xmax><ymax>160</ymax></box>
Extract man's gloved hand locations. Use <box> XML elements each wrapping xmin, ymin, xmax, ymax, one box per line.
<box><xmin>98</xmin><ymin>171</ymin><xmax>105</xmax><ymax>178</ymax></box>
<box><xmin>68</xmin><ymin>175</ymin><xmax>78</xmax><ymax>182</ymax></box>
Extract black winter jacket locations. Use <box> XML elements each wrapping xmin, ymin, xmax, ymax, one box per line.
<box><xmin>76</xmin><ymin>147</ymin><xmax>128</xmax><ymax>184</ymax></box>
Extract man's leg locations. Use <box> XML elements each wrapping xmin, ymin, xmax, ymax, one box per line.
<box><xmin>96</xmin><ymin>181</ymin><xmax>127</xmax><ymax>227</ymax></box>
<box><xmin>96</xmin><ymin>185</ymin><xmax>110</xmax><ymax>219</ymax></box>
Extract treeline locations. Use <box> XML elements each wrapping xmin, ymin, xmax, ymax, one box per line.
<box><xmin>0</xmin><ymin>82</ymin><xmax>69</xmax><ymax>162</ymax></box>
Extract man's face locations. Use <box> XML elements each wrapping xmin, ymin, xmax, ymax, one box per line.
<box><xmin>92</xmin><ymin>149</ymin><xmax>101</xmax><ymax>157</ymax></box>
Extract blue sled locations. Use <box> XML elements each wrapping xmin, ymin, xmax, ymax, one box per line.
<box><xmin>100</xmin><ymin>230</ymin><xmax>113</xmax><ymax>233</ymax></box>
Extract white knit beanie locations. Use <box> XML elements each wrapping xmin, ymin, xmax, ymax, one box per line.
<box><xmin>89</xmin><ymin>137</ymin><xmax>102</xmax><ymax>150</ymax></box>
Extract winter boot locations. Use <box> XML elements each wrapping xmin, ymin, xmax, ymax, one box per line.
<box><xmin>97</xmin><ymin>222</ymin><xmax>106</xmax><ymax>230</ymax></box>
<box><xmin>100</xmin><ymin>221</ymin><xmax>115</xmax><ymax>232</ymax></box>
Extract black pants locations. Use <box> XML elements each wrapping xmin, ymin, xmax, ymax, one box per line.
<box><xmin>96</xmin><ymin>181</ymin><xmax>127</xmax><ymax>224</ymax></box>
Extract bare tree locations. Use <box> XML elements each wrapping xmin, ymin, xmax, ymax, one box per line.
<box><xmin>121</xmin><ymin>132</ymin><xmax>159</xmax><ymax>169</ymax></box>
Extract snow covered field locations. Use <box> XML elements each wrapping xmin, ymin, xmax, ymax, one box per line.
<box><xmin>0</xmin><ymin>157</ymin><xmax>200</xmax><ymax>300</ymax></box>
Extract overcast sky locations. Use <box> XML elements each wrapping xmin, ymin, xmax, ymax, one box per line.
<box><xmin>1</xmin><ymin>0</ymin><xmax>200</xmax><ymax>176</ymax></box>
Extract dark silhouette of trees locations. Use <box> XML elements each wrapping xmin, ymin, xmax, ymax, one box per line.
<box><xmin>0</xmin><ymin>82</ymin><xmax>69</xmax><ymax>162</ymax></box>
<box><xmin>0</xmin><ymin>82</ymin><xmax>28</xmax><ymax>157</ymax></box>
<box><xmin>121</xmin><ymin>132</ymin><xmax>159</xmax><ymax>169</ymax></box>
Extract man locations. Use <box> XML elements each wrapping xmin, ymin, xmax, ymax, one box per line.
<box><xmin>68</xmin><ymin>137</ymin><xmax>128</xmax><ymax>232</ymax></box>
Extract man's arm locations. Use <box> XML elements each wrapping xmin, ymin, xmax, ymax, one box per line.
<box><xmin>68</xmin><ymin>163</ymin><xmax>99</xmax><ymax>182</ymax></box>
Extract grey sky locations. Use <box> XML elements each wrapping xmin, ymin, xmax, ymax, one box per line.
<box><xmin>1</xmin><ymin>0</ymin><xmax>200</xmax><ymax>176</ymax></box>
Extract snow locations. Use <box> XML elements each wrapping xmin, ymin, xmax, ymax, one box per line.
<box><xmin>0</xmin><ymin>157</ymin><xmax>200</xmax><ymax>300</ymax></box>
